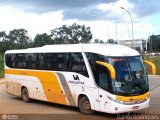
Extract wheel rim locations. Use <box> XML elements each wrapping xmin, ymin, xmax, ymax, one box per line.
<box><xmin>83</xmin><ymin>101</ymin><xmax>91</xmax><ymax>110</ymax></box>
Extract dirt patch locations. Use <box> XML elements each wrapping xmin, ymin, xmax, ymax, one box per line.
<box><xmin>0</xmin><ymin>77</ymin><xmax>4</xmax><ymax>80</ymax></box>
<box><xmin>0</xmin><ymin>78</ymin><xmax>5</xmax><ymax>84</ymax></box>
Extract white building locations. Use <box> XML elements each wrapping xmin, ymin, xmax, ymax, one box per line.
<box><xmin>119</xmin><ymin>39</ymin><xmax>148</xmax><ymax>52</ymax></box>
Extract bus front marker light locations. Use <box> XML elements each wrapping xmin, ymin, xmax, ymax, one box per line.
<box><xmin>145</xmin><ymin>96</ymin><xmax>150</xmax><ymax>100</ymax></box>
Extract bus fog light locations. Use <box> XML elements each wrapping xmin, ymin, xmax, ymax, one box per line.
<box><xmin>115</xmin><ymin>107</ymin><xmax>118</xmax><ymax>110</ymax></box>
<box><xmin>145</xmin><ymin>96</ymin><xmax>150</xmax><ymax>100</ymax></box>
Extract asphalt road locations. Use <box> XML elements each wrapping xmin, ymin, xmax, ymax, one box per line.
<box><xmin>0</xmin><ymin>75</ymin><xmax>160</xmax><ymax>120</ymax></box>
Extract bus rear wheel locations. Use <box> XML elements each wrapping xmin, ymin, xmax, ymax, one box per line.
<box><xmin>78</xmin><ymin>96</ymin><xmax>94</xmax><ymax>114</ymax></box>
<box><xmin>21</xmin><ymin>87</ymin><xmax>30</xmax><ymax>103</ymax></box>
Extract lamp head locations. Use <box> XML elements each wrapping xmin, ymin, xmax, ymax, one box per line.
<box><xmin>120</xmin><ymin>7</ymin><xmax>124</xmax><ymax>9</ymax></box>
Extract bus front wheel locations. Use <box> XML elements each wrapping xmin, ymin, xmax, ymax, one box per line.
<box><xmin>21</xmin><ymin>87</ymin><xmax>30</xmax><ymax>103</ymax></box>
<box><xmin>78</xmin><ymin>96</ymin><xmax>94</xmax><ymax>114</ymax></box>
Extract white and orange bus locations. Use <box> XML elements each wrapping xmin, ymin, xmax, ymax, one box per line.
<box><xmin>4</xmin><ymin>44</ymin><xmax>156</xmax><ymax>114</ymax></box>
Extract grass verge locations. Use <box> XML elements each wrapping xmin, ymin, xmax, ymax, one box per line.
<box><xmin>145</xmin><ymin>56</ymin><xmax>160</xmax><ymax>75</ymax></box>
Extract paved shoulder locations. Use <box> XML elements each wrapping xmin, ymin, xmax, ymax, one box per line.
<box><xmin>148</xmin><ymin>75</ymin><xmax>160</xmax><ymax>91</ymax></box>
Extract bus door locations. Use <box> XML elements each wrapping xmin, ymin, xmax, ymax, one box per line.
<box><xmin>86</xmin><ymin>53</ymin><xmax>112</xmax><ymax>112</ymax></box>
<box><xmin>97</xmin><ymin>65</ymin><xmax>111</xmax><ymax>112</ymax></box>
<box><xmin>92</xmin><ymin>63</ymin><xmax>111</xmax><ymax>112</ymax></box>
<box><xmin>95</xmin><ymin>60</ymin><xmax>117</xmax><ymax>113</ymax></box>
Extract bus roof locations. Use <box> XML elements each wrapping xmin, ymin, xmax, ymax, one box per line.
<box><xmin>5</xmin><ymin>44</ymin><xmax>140</xmax><ymax>57</ymax></box>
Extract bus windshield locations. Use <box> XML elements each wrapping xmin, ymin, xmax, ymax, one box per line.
<box><xmin>111</xmin><ymin>57</ymin><xmax>149</xmax><ymax>96</ymax></box>
<box><xmin>86</xmin><ymin>53</ymin><xmax>149</xmax><ymax>96</ymax></box>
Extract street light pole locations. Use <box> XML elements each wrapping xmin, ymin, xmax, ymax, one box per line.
<box><xmin>106</xmin><ymin>23</ymin><xmax>109</xmax><ymax>41</ymax></box>
<box><xmin>115</xmin><ymin>23</ymin><xmax>119</xmax><ymax>44</ymax></box>
<box><xmin>140</xmin><ymin>25</ymin><xmax>151</xmax><ymax>51</ymax></box>
<box><xmin>120</xmin><ymin>7</ymin><xmax>134</xmax><ymax>41</ymax></box>
<box><xmin>92</xmin><ymin>14</ymin><xmax>110</xmax><ymax>42</ymax></box>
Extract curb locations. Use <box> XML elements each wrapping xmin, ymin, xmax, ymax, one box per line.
<box><xmin>148</xmin><ymin>75</ymin><xmax>160</xmax><ymax>77</ymax></box>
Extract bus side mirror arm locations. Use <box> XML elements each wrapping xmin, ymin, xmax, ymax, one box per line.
<box><xmin>144</xmin><ymin>60</ymin><xmax>156</xmax><ymax>75</ymax></box>
<box><xmin>96</xmin><ymin>61</ymin><xmax>116</xmax><ymax>80</ymax></box>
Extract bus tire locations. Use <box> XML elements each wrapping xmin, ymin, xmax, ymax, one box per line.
<box><xmin>78</xmin><ymin>96</ymin><xmax>94</xmax><ymax>114</ymax></box>
<box><xmin>21</xmin><ymin>87</ymin><xmax>30</xmax><ymax>103</ymax></box>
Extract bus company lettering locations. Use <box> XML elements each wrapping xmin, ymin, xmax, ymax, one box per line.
<box><xmin>73</xmin><ymin>75</ymin><xmax>79</xmax><ymax>80</ymax></box>
<box><xmin>68</xmin><ymin>75</ymin><xmax>84</xmax><ymax>84</ymax></box>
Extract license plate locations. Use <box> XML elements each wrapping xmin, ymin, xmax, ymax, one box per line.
<box><xmin>132</xmin><ymin>106</ymin><xmax>139</xmax><ymax>110</ymax></box>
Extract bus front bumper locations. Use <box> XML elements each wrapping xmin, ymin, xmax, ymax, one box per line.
<box><xmin>110</xmin><ymin>98</ymin><xmax>150</xmax><ymax>114</ymax></box>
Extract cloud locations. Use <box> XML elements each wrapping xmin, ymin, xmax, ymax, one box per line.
<box><xmin>63</xmin><ymin>5</ymin><xmax>122</xmax><ymax>22</ymax></box>
<box><xmin>63</xmin><ymin>0</ymin><xmax>133</xmax><ymax>22</ymax></box>
<box><xmin>0</xmin><ymin>0</ymin><xmax>159</xmax><ymax>21</ymax></box>
<box><xmin>0</xmin><ymin>6</ymin><xmax>64</xmax><ymax>38</ymax></box>
<box><xmin>129</xmin><ymin>0</ymin><xmax>160</xmax><ymax>17</ymax></box>
<box><xmin>0</xmin><ymin>0</ymin><xmax>120</xmax><ymax>21</ymax></box>
<box><xmin>0</xmin><ymin>0</ymin><xmax>159</xmax><ymax>37</ymax></box>
<box><xmin>0</xmin><ymin>0</ymin><xmax>115</xmax><ymax>13</ymax></box>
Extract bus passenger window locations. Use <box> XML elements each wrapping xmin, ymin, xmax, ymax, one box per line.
<box><xmin>67</xmin><ymin>53</ymin><xmax>88</xmax><ymax>77</ymax></box>
<box><xmin>56</xmin><ymin>54</ymin><xmax>65</xmax><ymax>71</ymax></box>
<box><xmin>12</xmin><ymin>54</ymin><xmax>18</xmax><ymax>68</ymax></box>
<box><xmin>17</xmin><ymin>54</ymin><xmax>26</xmax><ymax>69</ymax></box>
<box><xmin>45</xmin><ymin>54</ymin><xmax>53</xmax><ymax>70</ymax></box>
<box><xmin>50</xmin><ymin>53</ymin><xmax>65</xmax><ymax>71</ymax></box>
<box><xmin>5</xmin><ymin>54</ymin><xmax>12</xmax><ymax>68</ymax></box>
<box><xmin>86</xmin><ymin>53</ymin><xmax>99</xmax><ymax>83</ymax></box>
<box><xmin>26</xmin><ymin>54</ymin><xmax>37</xmax><ymax>69</ymax></box>
<box><xmin>38</xmin><ymin>54</ymin><xmax>45</xmax><ymax>70</ymax></box>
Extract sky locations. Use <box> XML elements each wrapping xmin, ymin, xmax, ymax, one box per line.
<box><xmin>0</xmin><ymin>0</ymin><xmax>160</xmax><ymax>42</ymax></box>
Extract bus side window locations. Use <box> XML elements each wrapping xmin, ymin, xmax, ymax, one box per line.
<box><xmin>86</xmin><ymin>53</ymin><xmax>99</xmax><ymax>83</ymax></box>
<box><xmin>50</xmin><ymin>53</ymin><xmax>65</xmax><ymax>71</ymax></box>
<box><xmin>12</xmin><ymin>54</ymin><xmax>17</xmax><ymax>68</ymax></box>
<box><xmin>86</xmin><ymin>53</ymin><xmax>110</xmax><ymax>91</ymax></box>
<box><xmin>56</xmin><ymin>53</ymin><xmax>65</xmax><ymax>71</ymax></box>
<box><xmin>38</xmin><ymin>53</ymin><xmax>45</xmax><ymax>70</ymax></box>
<box><xmin>98</xmin><ymin>65</ymin><xmax>109</xmax><ymax>91</ymax></box>
<box><xmin>17</xmin><ymin>54</ymin><xmax>26</xmax><ymax>69</ymax></box>
<box><xmin>26</xmin><ymin>54</ymin><xmax>36</xmax><ymax>69</ymax></box>
<box><xmin>46</xmin><ymin>55</ymin><xmax>52</xmax><ymax>70</ymax></box>
<box><xmin>67</xmin><ymin>53</ymin><xmax>88</xmax><ymax>77</ymax></box>
<box><xmin>5</xmin><ymin>54</ymin><xmax>12</xmax><ymax>68</ymax></box>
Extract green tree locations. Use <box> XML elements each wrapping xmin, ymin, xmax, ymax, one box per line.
<box><xmin>149</xmin><ymin>34</ymin><xmax>160</xmax><ymax>52</ymax></box>
<box><xmin>51</xmin><ymin>25</ymin><xmax>70</xmax><ymax>44</ymax></box>
<box><xmin>93</xmin><ymin>39</ymin><xmax>104</xmax><ymax>43</ymax></box>
<box><xmin>33</xmin><ymin>33</ymin><xmax>53</xmax><ymax>47</ymax></box>
<box><xmin>8</xmin><ymin>29</ymin><xmax>32</xmax><ymax>49</ymax></box>
<box><xmin>51</xmin><ymin>23</ymin><xmax>92</xmax><ymax>44</ymax></box>
<box><xmin>106</xmin><ymin>39</ymin><xmax>118</xmax><ymax>44</ymax></box>
<box><xmin>0</xmin><ymin>31</ymin><xmax>9</xmax><ymax>53</ymax></box>
<box><xmin>0</xmin><ymin>31</ymin><xmax>7</xmax><ymax>42</ymax></box>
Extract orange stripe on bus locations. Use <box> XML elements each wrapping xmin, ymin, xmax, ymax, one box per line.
<box><xmin>5</xmin><ymin>69</ymin><xmax>68</xmax><ymax>105</ymax></box>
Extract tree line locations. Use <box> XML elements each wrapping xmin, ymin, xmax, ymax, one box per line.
<box><xmin>0</xmin><ymin>23</ymin><xmax>160</xmax><ymax>54</ymax></box>
<box><xmin>0</xmin><ymin>23</ymin><xmax>92</xmax><ymax>53</ymax></box>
